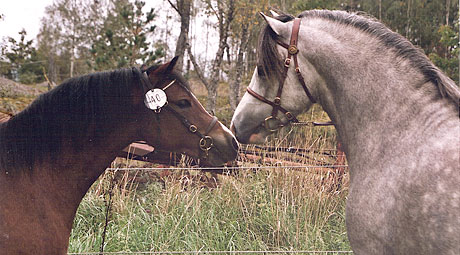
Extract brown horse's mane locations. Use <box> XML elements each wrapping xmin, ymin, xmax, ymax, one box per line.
<box><xmin>0</xmin><ymin>67</ymin><xmax>145</xmax><ymax>172</ymax></box>
<box><xmin>257</xmin><ymin>10</ymin><xmax>460</xmax><ymax>106</ymax></box>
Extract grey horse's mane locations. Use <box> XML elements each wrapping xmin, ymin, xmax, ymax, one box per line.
<box><xmin>257</xmin><ymin>10</ymin><xmax>460</xmax><ymax>106</ymax></box>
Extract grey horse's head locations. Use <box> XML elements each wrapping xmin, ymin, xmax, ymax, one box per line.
<box><xmin>231</xmin><ymin>12</ymin><xmax>319</xmax><ymax>144</ymax></box>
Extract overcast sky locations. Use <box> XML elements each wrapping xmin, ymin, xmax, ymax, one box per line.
<box><xmin>0</xmin><ymin>0</ymin><xmax>218</xmax><ymax>66</ymax></box>
<box><xmin>0</xmin><ymin>0</ymin><xmax>54</xmax><ymax>41</ymax></box>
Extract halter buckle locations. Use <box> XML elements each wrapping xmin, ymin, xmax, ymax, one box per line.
<box><xmin>189</xmin><ymin>125</ymin><xmax>197</xmax><ymax>133</ymax></box>
<box><xmin>285</xmin><ymin>112</ymin><xmax>294</xmax><ymax>120</ymax></box>
<box><xmin>273</xmin><ymin>97</ymin><xmax>281</xmax><ymax>106</ymax></box>
<box><xmin>264</xmin><ymin>116</ymin><xmax>283</xmax><ymax>132</ymax></box>
<box><xmin>284</xmin><ymin>58</ymin><xmax>291</xmax><ymax>67</ymax></box>
<box><xmin>199</xmin><ymin>136</ymin><xmax>214</xmax><ymax>151</ymax></box>
<box><xmin>288</xmin><ymin>45</ymin><xmax>298</xmax><ymax>55</ymax></box>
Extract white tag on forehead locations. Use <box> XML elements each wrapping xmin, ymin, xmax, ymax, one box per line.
<box><xmin>144</xmin><ymin>88</ymin><xmax>168</xmax><ymax>110</ymax></box>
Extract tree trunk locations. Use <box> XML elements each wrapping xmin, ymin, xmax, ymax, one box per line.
<box><xmin>229</xmin><ymin>23</ymin><xmax>248</xmax><ymax>110</ymax></box>
<box><xmin>405</xmin><ymin>0</ymin><xmax>411</xmax><ymax>39</ymax></box>
<box><xmin>445</xmin><ymin>0</ymin><xmax>451</xmax><ymax>26</ymax></box>
<box><xmin>173</xmin><ymin>0</ymin><xmax>191</xmax><ymax>72</ymax></box>
<box><xmin>207</xmin><ymin>0</ymin><xmax>235</xmax><ymax>114</ymax></box>
<box><xmin>186</xmin><ymin>42</ymin><xmax>210</xmax><ymax>89</ymax></box>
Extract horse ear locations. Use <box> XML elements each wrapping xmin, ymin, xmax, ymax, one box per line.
<box><xmin>165</xmin><ymin>56</ymin><xmax>179</xmax><ymax>73</ymax></box>
<box><xmin>259</xmin><ymin>12</ymin><xmax>289</xmax><ymax>38</ymax></box>
<box><xmin>147</xmin><ymin>56</ymin><xmax>179</xmax><ymax>76</ymax></box>
<box><xmin>269</xmin><ymin>10</ymin><xmax>280</xmax><ymax>17</ymax></box>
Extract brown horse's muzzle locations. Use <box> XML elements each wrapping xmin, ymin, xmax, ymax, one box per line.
<box><xmin>200</xmin><ymin>122</ymin><xmax>239</xmax><ymax>166</ymax></box>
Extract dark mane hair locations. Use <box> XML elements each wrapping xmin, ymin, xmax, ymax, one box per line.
<box><xmin>257</xmin><ymin>10</ymin><xmax>460</xmax><ymax>105</ymax></box>
<box><xmin>0</xmin><ymin>67</ymin><xmax>144</xmax><ymax>172</ymax></box>
<box><xmin>257</xmin><ymin>13</ymin><xmax>295</xmax><ymax>81</ymax></box>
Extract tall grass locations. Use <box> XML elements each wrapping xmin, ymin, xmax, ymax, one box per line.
<box><xmin>68</xmin><ymin>81</ymin><xmax>350</xmax><ymax>253</ymax></box>
<box><xmin>69</xmin><ymin>109</ymin><xmax>349</xmax><ymax>253</ymax></box>
<box><xmin>69</xmin><ymin>167</ymin><xmax>349</xmax><ymax>253</ymax></box>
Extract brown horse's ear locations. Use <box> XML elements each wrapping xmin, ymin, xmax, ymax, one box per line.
<box><xmin>147</xmin><ymin>56</ymin><xmax>180</xmax><ymax>76</ymax></box>
<box><xmin>165</xmin><ymin>56</ymin><xmax>179</xmax><ymax>73</ymax></box>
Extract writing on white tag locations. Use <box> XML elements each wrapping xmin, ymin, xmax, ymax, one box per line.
<box><xmin>144</xmin><ymin>89</ymin><xmax>167</xmax><ymax>111</ymax></box>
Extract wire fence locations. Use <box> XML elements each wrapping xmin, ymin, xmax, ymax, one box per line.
<box><xmin>74</xmin><ymin>145</ymin><xmax>349</xmax><ymax>255</ymax></box>
<box><xmin>105</xmin><ymin>165</ymin><xmax>349</xmax><ymax>172</ymax></box>
<box><xmin>68</xmin><ymin>250</ymin><xmax>353</xmax><ymax>254</ymax></box>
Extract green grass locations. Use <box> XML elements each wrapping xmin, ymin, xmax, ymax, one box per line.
<box><xmin>1</xmin><ymin>77</ymin><xmax>350</xmax><ymax>253</ymax></box>
<box><xmin>69</xmin><ymin>168</ymin><xmax>350</xmax><ymax>253</ymax></box>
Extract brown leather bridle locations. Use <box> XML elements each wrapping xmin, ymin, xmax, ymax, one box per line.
<box><xmin>247</xmin><ymin>18</ymin><xmax>324</xmax><ymax>132</ymax></box>
<box><xmin>140</xmin><ymin>71</ymin><xmax>218</xmax><ymax>158</ymax></box>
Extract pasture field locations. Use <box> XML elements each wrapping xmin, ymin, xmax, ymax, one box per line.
<box><xmin>0</xmin><ymin>78</ymin><xmax>351</xmax><ymax>253</ymax></box>
<box><xmin>68</xmin><ymin>81</ymin><xmax>351</xmax><ymax>253</ymax></box>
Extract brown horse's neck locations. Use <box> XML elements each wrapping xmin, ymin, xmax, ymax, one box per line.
<box><xmin>0</xmin><ymin>120</ymin><xmax>140</xmax><ymax>254</ymax></box>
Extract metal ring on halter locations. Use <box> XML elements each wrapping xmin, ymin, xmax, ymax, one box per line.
<box><xmin>264</xmin><ymin>116</ymin><xmax>284</xmax><ymax>132</ymax></box>
<box><xmin>189</xmin><ymin>125</ymin><xmax>197</xmax><ymax>133</ymax></box>
<box><xmin>199</xmin><ymin>136</ymin><xmax>214</xmax><ymax>151</ymax></box>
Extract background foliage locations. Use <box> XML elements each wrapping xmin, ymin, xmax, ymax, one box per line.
<box><xmin>0</xmin><ymin>0</ymin><xmax>457</xmax><ymax>90</ymax></box>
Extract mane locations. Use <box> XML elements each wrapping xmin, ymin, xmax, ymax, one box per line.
<box><xmin>257</xmin><ymin>10</ymin><xmax>460</xmax><ymax>106</ymax></box>
<box><xmin>257</xmin><ymin>13</ymin><xmax>295</xmax><ymax>80</ymax></box>
<box><xmin>0</xmin><ymin>67</ymin><xmax>144</xmax><ymax>172</ymax></box>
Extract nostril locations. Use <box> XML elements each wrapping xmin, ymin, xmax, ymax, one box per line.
<box><xmin>231</xmin><ymin>136</ymin><xmax>239</xmax><ymax>151</ymax></box>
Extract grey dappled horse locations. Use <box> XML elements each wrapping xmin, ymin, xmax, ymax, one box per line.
<box><xmin>231</xmin><ymin>10</ymin><xmax>460</xmax><ymax>255</ymax></box>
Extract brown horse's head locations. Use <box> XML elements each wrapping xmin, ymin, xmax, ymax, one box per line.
<box><xmin>137</xmin><ymin>57</ymin><xmax>238</xmax><ymax>166</ymax></box>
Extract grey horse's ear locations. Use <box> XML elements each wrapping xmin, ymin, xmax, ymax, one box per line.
<box><xmin>269</xmin><ymin>10</ymin><xmax>280</xmax><ymax>17</ymax></box>
<box><xmin>259</xmin><ymin>12</ymin><xmax>290</xmax><ymax>37</ymax></box>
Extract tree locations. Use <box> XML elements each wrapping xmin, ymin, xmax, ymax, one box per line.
<box><xmin>429</xmin><ymin>24</ymin><xmax>459</xmax><ymax>84</ymax></box>
<box><xmin>37</xmin><ymin>0</ymin><xmax>104</xmax><ymax>83</ymax></box>
<box><xmin>168</xmin><ymin>0</ymin><xmax>192</xmax><ymax>72</ymax></box>
<box><xmin>1</xmin><ymin>29</ymin><xmax>44</xmax><ymax>84</ymax></box>
<box><xmin>227</xmin><ymin>0</ymin><xmax>269</xmax><ymax>110</ymax></box>
<box><xmin>90</xmin><ymin>0</ymin><xmax>163</xmax><ymax>71</ymax></box>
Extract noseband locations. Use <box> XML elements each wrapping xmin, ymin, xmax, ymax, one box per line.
<box><xmin>140</xmin><ymin>72</ymin><xmax>218</xmax><ymax>158</ymax></box>
<box><xmin>247</xmin><ymin>18</ymin><xmax>320</xmax><ymax>132</ymax></box>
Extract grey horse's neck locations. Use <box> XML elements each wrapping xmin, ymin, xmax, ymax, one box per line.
<box><xmin>300</xmin><ymin>19</ymin><xmax>459</xmax><ymax>176</ymax></box>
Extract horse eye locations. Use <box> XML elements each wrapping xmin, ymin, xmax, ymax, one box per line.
<box><xmin>175</xmin><ymin>99</ymin><xmax>191</xmax><ymax>109</ymax></box>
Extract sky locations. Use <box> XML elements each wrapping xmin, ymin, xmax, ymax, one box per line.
<box><xmin>0</xmin><ymin>0</ymin><xmax>218</xmax><ymax>66</ymax></box>
<box><xmin>0</xmin><ymin>0</ymin><xmax>54</xmax><ymax>41</ymax></box>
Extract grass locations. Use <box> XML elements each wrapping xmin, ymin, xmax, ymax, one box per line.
<box><xmin>69</xmin><ymin>166</ymin><xmax>350</xmax><ymax>253</ymax></box>
<box><xmin>68</xmin><ymin>81</ymin><xmax>350</xmax><ymax>253</ymax></box>
<box><xmin>1</xmin><ymin>77</ymin><xmax>351</xmax><ymax>253</ymax></box>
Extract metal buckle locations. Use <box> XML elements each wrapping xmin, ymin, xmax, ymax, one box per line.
<box><xmin>285</xmin><ymin>112</ymin><xmax>294</xmax><ymax>120</ymax></box>
<box><xmin>288</xmin><ymin>45</ymin><xmax>298</xmax><ymax>55</ymax></box>
<box><xmin>264</xmin><ymin>116</ymin><xmax>283</xmax><ymax>132</ymax></box>
<box><xmin>199</xmin><ymin>136</ymin><xmax>214</xmax><ymax>151</ymax></box>
<box><xmin>284</xmin><ymin>58</ymin><xmax>291</xmax><ymax>67</ymax></box>
<box><xmin>189</xmin><ymin>125</ymin><xmax>197</xmax><ymax>133</ymax></box>
<box><xmin>273</xmin><ymin>97</ymin><xmax>281</xmax><ymax>106</ymax></box>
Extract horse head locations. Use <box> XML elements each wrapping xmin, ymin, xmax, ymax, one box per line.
<box><xmin>139</xmin><ymin>57</ymin><xmax>238</xmax><ymax>166</ymax></box>
<box><xmin>231</xmin><ymin>13</ymin><xmax>320</xmax><ymax>144</ymax></box>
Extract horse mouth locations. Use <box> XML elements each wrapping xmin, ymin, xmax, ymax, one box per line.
<box><xmin>231</xmin><ymin>122</ymin><xmax>267</xmax><ymax>144</ymax></box>
<box><xmin>200</xmin><ymin>136</ymin><xmax>239</xmax><ymax>167</ymax></box>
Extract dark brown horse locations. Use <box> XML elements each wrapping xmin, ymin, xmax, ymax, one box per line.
<box><xmin>0</xmin><ymin>57</ymin><xmax>238</xmax><ymax>254</ymax></box>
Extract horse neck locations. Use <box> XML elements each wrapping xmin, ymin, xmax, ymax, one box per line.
<box><xmin>300</xmin><ymin>24</ymin><xmax>459</xmax><ymax>166</ymax></box>
<box><xmin>0</xmin><ymin>115</ymin><xmax>140</xmax><ymax>235</ymax></box>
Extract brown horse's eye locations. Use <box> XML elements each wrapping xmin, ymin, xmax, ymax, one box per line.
<box><xmin>175</xmin><ymin>99</ymin><xmax>191</xmax><ymax>109</ymax></box>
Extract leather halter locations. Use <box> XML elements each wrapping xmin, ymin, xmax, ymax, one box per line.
<box><xmin>247</xmin><ymin>18</ymin><xmax>318</xmax><ymax>132</ymax></box>
<box><xmin>140</xmin><ymin>72</ymin><xmax>218</xmax><ymax>158</ymax></box>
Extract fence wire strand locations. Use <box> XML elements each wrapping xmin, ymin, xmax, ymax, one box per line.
<box><xmin>106</xmin><ymin>165</ymin><xmax>348</xmax><ymax>172</ymax></box>
<box><xmin>68</xmin><ymin>251</ymin><xmax>353</xmax><ymax>254</ymax></box>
